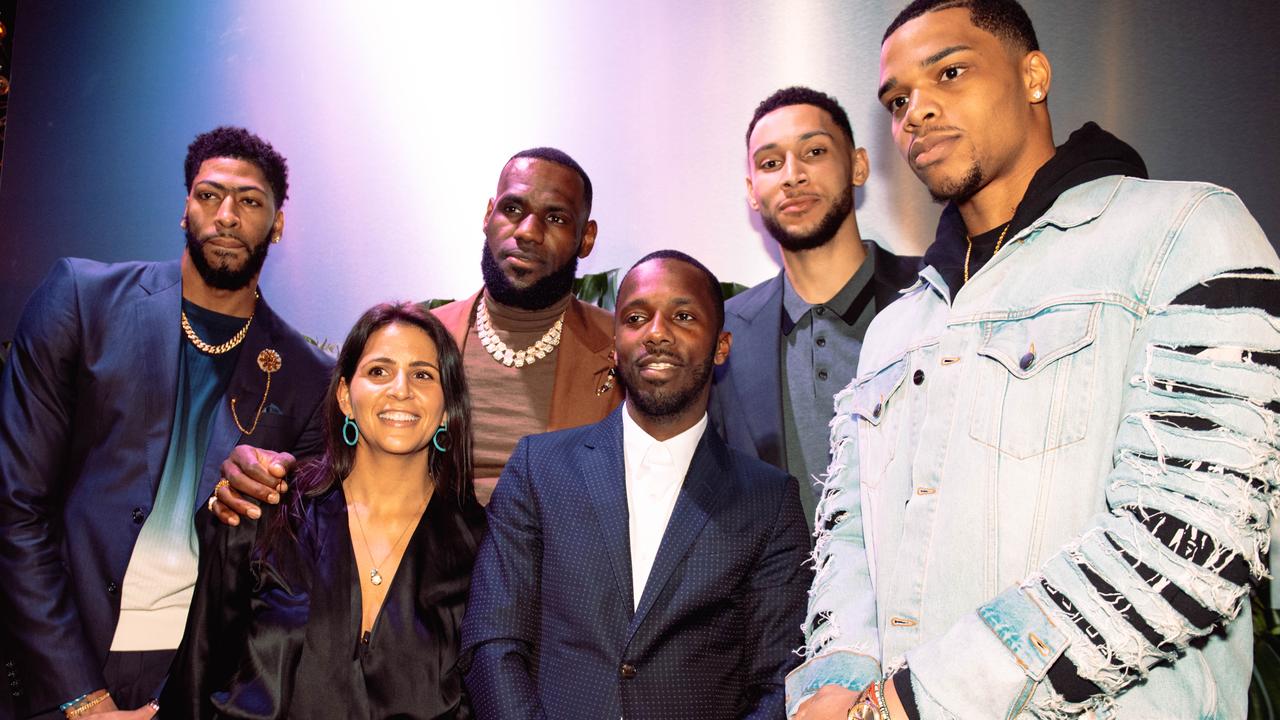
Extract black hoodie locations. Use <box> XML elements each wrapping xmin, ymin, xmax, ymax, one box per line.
<box><xmin>923</xmin><ymin>122</ymin><xmax>1149</xmax><ymax>298</ymax></box>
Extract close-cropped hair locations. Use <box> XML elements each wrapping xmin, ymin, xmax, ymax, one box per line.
<box><xmin>509</xmin><ymin>146</ymin><xmax>594</xmax><ymax>215</ymax></box>
<box><xmin>266</xmin><ymin>302</ymin><xmax>475</xmax><ymax>548</ymax></box>
<box><xmin>883</xmin><ymin>0</ymin><xmax>1040</xmax><ymax>52</ymax></box>
<box><xmin>624</xmin><ymin>249</ymin><xmax>725</xmax><ymax>332</ymax></box>
<box><xmin>184</xmin><ymin>126</ymin><xmax>290</xmax><ymax>209</ymax></box>
<box><xmin>746</xmin><ymin>86</ymin><xmax>855</xmax><ymax>148</ymax></box>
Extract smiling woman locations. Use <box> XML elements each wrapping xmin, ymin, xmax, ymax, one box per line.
<box><xmin>163</xmin><ymin>302</ymin><xmax>485</xmax><ymax>719</ymax></box>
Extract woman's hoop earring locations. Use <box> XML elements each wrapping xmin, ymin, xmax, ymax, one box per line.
<box><xmin>343</xmin><ymin>415</ymin><xmax>360</xmax><ymax>446</ymax></box>
<box><xmin>432</xmin><ymin>420</ymin><xmax>450</xmax><ymax>453</ymax></box>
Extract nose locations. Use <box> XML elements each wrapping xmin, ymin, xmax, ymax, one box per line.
<box><xmin>904</xmin><ymin>88</ymin><xmax>938</xmax><ymax>133</ymax></box>
<box><xmin>513</xmin><ymin>212</ymin><xmax>544</xmax><ymax>244</ymax></box>
<box><xmin>781</xmin><ymin>152</ymin><xmax>807</xmax><ymax>189</ymax></box>
<box><xmin>644</xmin><ymin>314</ymin><xmax>672</xmax><ymax>346</ymax></box>
<box><xmin>389</xmin><ymin>369</ymin><xmax>412</xmax><ymax>399</ymax></box>
<box><xmin>215</xmin><ymin>194</ymin><xmax>239</xmax><ymax>228</ymax></box>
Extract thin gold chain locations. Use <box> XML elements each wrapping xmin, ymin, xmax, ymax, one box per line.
<box><xmin>963</xmin><ymin>222</ymin><xmax>1012</xmax><ymax>283</ymax></box>
<box><xmin>350</xmin><ymin>493</ymin><xmax>429</xmax><ymax>587</ymax></box>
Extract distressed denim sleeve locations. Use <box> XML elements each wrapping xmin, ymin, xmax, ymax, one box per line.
<box><xmin>784</xmin><ymin>394</ymin><xmax>881</xmax><ymax>716</ymax></box>
<box><xmin>904</xmin><ymin>190</ymin><xmax>1280</xmax><ymax>718</ymax></box>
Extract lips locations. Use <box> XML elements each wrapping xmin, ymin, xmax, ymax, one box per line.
<box><xmin>777</xmin><ymin>195</ymin><xmax>821</xmax><ymax>215</ymax></box>
<box><xmin>909</xmin><ymin>132</ymin><xmax>960</xmax><ymax>168</ymax></box>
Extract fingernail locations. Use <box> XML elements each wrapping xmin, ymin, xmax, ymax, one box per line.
<box><xmin>248</xmin><ymin>506</ymin><xmax>261</xmax><ymax>519</ymax></box>
<box><xmin>229</xmin><ymin>516</ymin><xmax>240</xmax><ymax>526</ymax></box>
<box><xmin>268</xmin><ymin>493</ymin><xmax>280</xmax><ymax>504</ymax></box>
<box><xmin>277</xmin><ymin>481</ymin><xmax>289</xmax><ymax>493</ymax></box>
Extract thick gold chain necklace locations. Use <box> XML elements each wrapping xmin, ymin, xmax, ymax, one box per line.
<box><xmin>963</xmin><ymin>222</ymin><xmax>1011</xmax><ymax>283</ymax></box>
<box><xmin>475</xmin><ymin>298</ymin><xmax>564</xmax><ymax>368</ymax></box>
<box><xmin>181</xmin><ymin>292</ymin><xmax>258</xmax><ymax>354</ymax></box>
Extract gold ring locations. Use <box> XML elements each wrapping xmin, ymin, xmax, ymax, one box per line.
<box><xmin>207</xmin><ymin>479</ymin><xmax>231</xmax><ymax>513</ymax></box>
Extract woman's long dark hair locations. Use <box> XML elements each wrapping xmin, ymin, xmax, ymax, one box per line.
<box><xmin>266</xmin><ymin>302</ymin><xmax>474</xmax><ymax>546</ymax></box>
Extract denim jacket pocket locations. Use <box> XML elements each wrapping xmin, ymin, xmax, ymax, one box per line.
<box><xmin>969</xmin><ymin>303</ymin><xmax>1100</xmax><ymax>459</ymax></box>
<box><xmin>847</xmin><ymin>357</ymin><xmax>908</xmax><ymax>487</ymax></box>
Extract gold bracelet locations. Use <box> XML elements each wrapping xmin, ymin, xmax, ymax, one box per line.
<box><xmin>65</xmin><ymin>691</ymin><xmax>110</xmax><ymax>718</ymax></box>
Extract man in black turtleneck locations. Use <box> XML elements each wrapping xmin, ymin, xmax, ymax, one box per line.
<box><xmin>789</xmin><ymin>2</ymin><xmax>1279</xmax><ymax>719</ymax></box>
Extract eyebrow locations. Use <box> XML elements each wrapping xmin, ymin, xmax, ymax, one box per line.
<box><xmin>366</xmin><ymin>357</ymin><xmax>439</xmax><ymax>370</ymax></box>
<box><xmin>877</xmin><ymin>44</ymin><xmax>972</xmax><ymax>98</ymax></box>
<box><xmin>751</xmin><ymin>130</ymin><xmax>835</xmax><ymax>161</ymax></box>
<box><xmin>195</xmin><ymin>179</ymin><xmax>267</xmax><ymax>195</ymax></box>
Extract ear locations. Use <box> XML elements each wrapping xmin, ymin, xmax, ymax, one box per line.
<box><xmin>852</xmin><ymin>147</ymin><xmax>871</xmax><ymax>187</ymax></box>
<box><xmin>713</xmin><ymin>330</ymin><xmax>732</xmax><ymax>366</ymax></box>
<box><xmin>272</xmin><ymin>210</ymin><xmax>285</xmax><ymax>240</ymax></box>
<box><xmin>483</xmin><ymin>197</ymin><xmax>496</xmax><ymax>231</ymax></box>
<box><xmin>577</xmin><ymin>219</ymin><xmax>598</xmax><ymax>259</ymax></box>
<box><xmin>1024</xmin><ymin>50</ymin><xmax>1052</xmax><ymax>103</ymax></box>
<box><xmin>336</xmin><ymin>378</ymin><xmax>353</xmax><ymax>417</ymax></box>
<box><xmin>745</xmin><ymin>175</ymin><xmax>760</xmax><ymax>212</ymax></box>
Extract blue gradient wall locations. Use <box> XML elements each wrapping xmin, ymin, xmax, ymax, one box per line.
<box><xmin>2</xmin><ymin>1</ymin><xmax>1277</xmax><ymax>344</ymax></box>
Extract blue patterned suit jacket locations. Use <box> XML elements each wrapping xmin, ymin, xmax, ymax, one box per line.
<box><xmin>461</xmin><ymin>405</ymin><xmax>811</xmax><ymax>720</ymax></box>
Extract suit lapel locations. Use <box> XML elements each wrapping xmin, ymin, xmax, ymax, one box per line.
<box><xmin>547</xmin><ymin>298</ymin><xmax>616</xmax><ymax>431</ymax></box>
<box><xmin>136</xmin><ymin>262</ymin><xmax>183</xmax><ymax>497</ymax></box>
<box><xmin>626</xmin><ymin>428</ymin><xmax>726</xmax><ymax>642</ymax></box>
<box><xmin>581</xmin><ymin>409</ymin><xmax>635</xmax><ymax>612</ymax></box>
<box><xmin>195</xmin><ymin>299</ymin><xmax>279</xmax><ymax>512</ymax></box>
<box><xmin>732</xmin><ymin>274</ymin><xmax>785</xmax><ymax>468</ymax></box>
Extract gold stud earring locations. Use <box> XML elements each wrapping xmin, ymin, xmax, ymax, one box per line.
<box><xmin>271</xmin><ymin>235</ymin><xmax>281</xmax><ymax>244</ymax></box>
<box><xmin>179</xmin><ymin>218</ymin><xmax>187</xmax><ymax>229</ymax></box>
<box><xmin>1032</xmin><ymin>89</ymin><xmax>1043</xmax><ymax>100</ymax></box>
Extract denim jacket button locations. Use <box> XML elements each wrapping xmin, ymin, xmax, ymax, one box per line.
<box><xmin>1019</xmin><ymin>351</ymin><xmax>1035</xmax><ymax>370</ymax></box>
<box><xmin>872</xmin><ymin>402</ymin><xmax>882</xmax><ymax>419</ymax></box>
<box><xmin>912</xmin><ymin>369</ymin><xmax>925</xmax><ymax>385</ymax></box>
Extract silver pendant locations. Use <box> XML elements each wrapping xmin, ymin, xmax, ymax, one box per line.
<box><xmin>370</xmin><ymin>568</ymin><xmax>383</xmax><ymax>586</ymax></box>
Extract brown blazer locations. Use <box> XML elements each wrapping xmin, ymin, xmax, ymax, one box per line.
<box><xmin>431</xmin><ymin>290</ymin><xmax>623</xmax><ymax>432</ymax></box>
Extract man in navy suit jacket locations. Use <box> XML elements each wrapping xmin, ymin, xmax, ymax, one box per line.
<box><xmin>709</xmin><ymin>87</ymin><xmax>920</xmax><ymax>528</ymax></box>
<box><xmin>0</xmin><ymin>128</ymin><xmax>331</xmax><ymax>718</ymax></box>
<box><xmin>462</xmin><ymin>250</ymin><xmax>812</xmax><ymax>719</ymax></box>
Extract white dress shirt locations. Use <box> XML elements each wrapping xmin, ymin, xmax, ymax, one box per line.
<box><xmin>621</xmin><ymin>404</ymin><xmax>708</xmax><ymax>610</ymax></box>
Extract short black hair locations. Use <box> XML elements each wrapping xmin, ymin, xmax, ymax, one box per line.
<box><xmin>746</xmin><ymin>86</ymin><xmax>855</xmax><ymax>148</ymax></box>
<box><xmin>883</xmin><ymin>0</ymin><xmax>1039</xmax><ymax>52</ymax></box>
<box><xmin>623</xmin><ymin>249</ymin><xmax>725</xmax><ymax>332</ymax></box>
<box><xmin>509</xmin><ymin>147</ymin><xmax>593</xmax><ymax>215</ymax></box>
<box><xmin>184</xmin><ymin>126</ymin><xmax>290</xmax><ymax>209</ymax></box>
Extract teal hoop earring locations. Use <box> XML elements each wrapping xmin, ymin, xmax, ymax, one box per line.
<box><xmin>342</xmin><ymin>415</ymin><xmax>360</xmax><ymax>446</ymax></box>
<box><xmin>432</xmin><ymin>420</ymin><xmax>450</xmax><ymax>453</ymax></box>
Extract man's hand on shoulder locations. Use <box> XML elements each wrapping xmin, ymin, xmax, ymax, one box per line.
<box><xmin>208</xmin><ymin>445</ymin><xmax>295</xmax><ymax>526</ymax></box>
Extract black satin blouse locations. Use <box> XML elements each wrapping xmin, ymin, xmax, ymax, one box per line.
<box><xmin>162</xmin><ymin>483</ymin><xmax>485</xmax><ymax>719</ymax></box>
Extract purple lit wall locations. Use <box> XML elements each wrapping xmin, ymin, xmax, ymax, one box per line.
<box><xmin>1</xmin><ymin>1</ymin><xmax>1277</xmax><ymax>344</ymax></box>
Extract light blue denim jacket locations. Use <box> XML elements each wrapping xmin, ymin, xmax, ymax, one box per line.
<box><xmin>786</xmin><ymin>176</ymin><xmax>1280</xmax><ymax>718</ymax></box>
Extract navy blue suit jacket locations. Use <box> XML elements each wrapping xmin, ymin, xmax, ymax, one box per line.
<box><xmin>460</xmin><ymin>406</ymin><xmax>811</xmax><ymax>720</ymax></box>
<box><xmin>0</xmin><ymin>259</ymin><xmax>331</xmax><ymax>716</ymax></box>
<box><xmin>709</xmin><ymin>244</ymin><xmax>921</xmax><ymax>470</ymax></box>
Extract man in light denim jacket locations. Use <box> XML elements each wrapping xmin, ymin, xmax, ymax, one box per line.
<box><xmin>788</xmin><ymin>1</ymin><xmax>1280</xmax><ymax>718</ymax></box>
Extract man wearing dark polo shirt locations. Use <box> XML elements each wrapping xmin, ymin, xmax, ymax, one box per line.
<box><xmin>710</xmin><ymin>87</ymin><xmax>919</xmax><ymax>527</ymax></box>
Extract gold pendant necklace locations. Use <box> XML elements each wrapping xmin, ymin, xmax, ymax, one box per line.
<box><xmin>350</xmin><ymin>494</ymin><xmax>428</xmax><ymax>587</ymax></box>
<box><xmin>475</xmin><ymin>298</ymin><xmax>564</xmax><ymax>368</ymax></box>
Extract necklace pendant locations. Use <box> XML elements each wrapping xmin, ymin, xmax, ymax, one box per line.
<box><xmin>370</xmin><ymin>568</ymin><xmax>383</xmax><ymax>586</ymax></box>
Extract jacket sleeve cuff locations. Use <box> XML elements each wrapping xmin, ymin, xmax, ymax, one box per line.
<box><xmin>784</xmin><ymin>649</ymin><xmax>879</xmax><ymax>717</ymax></box>
<box><xmin>905</xmin><ymin>586</ymin><xmax>1070</xmax><ymax>718</ymax></box>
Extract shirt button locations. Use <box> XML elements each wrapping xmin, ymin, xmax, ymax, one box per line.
<box><xmin>913</xmin><ymin>369</ymin><xmax>925</xmax><ymax>385</ymax></box>
<box><xmin>816</xmin><ymin>336</ymin><xmax>826</xmax><ymax>347</ymax></box>
<box><xmin>132</xmin><ymin>508</ymin><xmax>146</xmax><ymax>524</ymax></box>
<box><xmin>817</xmin><ymin>369</ymin><xmax>829</xmax><ymax>381</ymax></box>
<box><xmin>107</xmin><ymin>581</ymin><xmax>119</xmax><ymax>595</ymax></box>
<box><xmin>620</xmin><ymin>663</ymin><xmax>637</xmax><ymax>679</ymax></box>
<box><xmin>815</xmin><ymin>306</ymin><xmax>826</xmax><ymax>316</ymax></box>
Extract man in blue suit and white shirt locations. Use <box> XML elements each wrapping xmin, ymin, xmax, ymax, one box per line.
<box><xmin>0</xmin><ymin>127</ymin><xmax>331</xmax><ymax>719</ymax></box>
<box><xmin>461</xmin><ymin>250</ymin><xmax>812</xmax><ymax>719</ymax></box>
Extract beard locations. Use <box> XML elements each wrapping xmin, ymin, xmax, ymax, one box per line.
<box><xmin>617</xmin><ymin>345</ymin><xmax>716</xmax><ymax>421</ymax></box>
<box><xmin>185</xmin><ymin>225</ymin><xmax>271</xmax><ymax>291</ymax></box>
<box><xmin>927</xmin><ymin>162</ymin><xmax>984</xmax><ymax>205</ymax></box>
<box><xmin>480</xmin><ymin>244</ymin><xmax>579</xmax><ymax>311</ymax></box>
<box><xmin>761</xmin><ymin>184</ymin><xmax>854</xmax><ymax>253</ymax></box>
